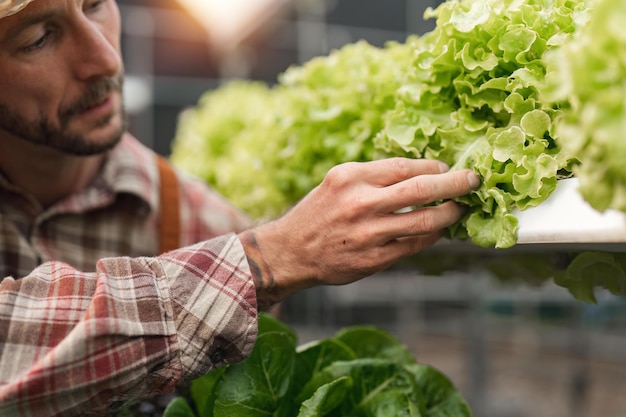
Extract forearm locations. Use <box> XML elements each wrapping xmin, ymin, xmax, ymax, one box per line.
<box><xmin>0</xmin><ymin>234</ymin><xmax>257</xmax><ymax>417</ymax></box>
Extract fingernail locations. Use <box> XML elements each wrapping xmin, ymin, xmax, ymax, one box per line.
<box><xmin>439</xmin><ymin>162</ymin><xmax>450</xmax><ymax>173</ymax></box>
<box><xmin>467</xmin><ymin>171</ymin><xmax>480</xmax><ymax>188</ymax></box>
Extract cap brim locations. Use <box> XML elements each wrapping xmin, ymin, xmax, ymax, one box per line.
<box><xmin>0</xmin><ymin>0</ymin><xmax>36</xmax><ymax>19</ymax></box>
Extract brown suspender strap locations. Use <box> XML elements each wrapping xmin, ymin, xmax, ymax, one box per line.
<box><xmin>156</xmin><ymin>155</ymin><xmax>180</xmax><ymax>254</ymax></box>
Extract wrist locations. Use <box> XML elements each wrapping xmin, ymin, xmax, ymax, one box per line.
<box><xmin>239</xmin><ymin>227</ymin><xmax>315</xmax><ymax>310</ymax></box>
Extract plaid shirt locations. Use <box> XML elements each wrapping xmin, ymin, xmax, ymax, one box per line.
<box><xmin>0</xmin><ymin>134</ymin><xmax>258</xmax><ymax>416</ymax></box>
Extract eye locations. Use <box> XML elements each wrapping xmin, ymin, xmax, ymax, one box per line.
<box><xmin>22</xmin><ymin>31</ymin><xmax>52</xmax><ymax>53</ymax></box>
<box><xmin>85</xmin><ymin>0</ymin><xmax>107</xmax><ymax>13</ymax></box>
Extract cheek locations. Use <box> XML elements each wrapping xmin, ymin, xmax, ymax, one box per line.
<box><xmin>0</xmin><ymin>75</ymin><xmax>64</xmax><ymax>122</ymax></box>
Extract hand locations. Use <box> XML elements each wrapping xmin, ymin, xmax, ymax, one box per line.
<box><xmin>239</xmin><ymin>157</ymin><xmax>480</xmax><ymax>309</ymax></box>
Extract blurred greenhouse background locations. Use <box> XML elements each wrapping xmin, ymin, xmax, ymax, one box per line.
<box><xmin>118</xmin><ymin>1</ymin><xmax>626</xmax><ymax>416</ymax></box>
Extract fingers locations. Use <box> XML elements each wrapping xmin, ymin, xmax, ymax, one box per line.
<box><xmin>364</xmin><ymin>200</ymin><xmax>465</xmax><ymax>248</ymax></box>
<box><xmin>385</xmin><ymin>231</ymin><xmax>446</xmax><ymax>260</ymax></box>
<box><xmin>327</xmin><ymin>158</ymin><xmax>479</xmax><ymax>213</ymax></box>
<box><xmin>363</xmin><ymin>228</ymin><xmax>447</xmax><ymax>270</ymax></box>
<box><xmin>382</xmin><ymin>200</ymin><xmax>467</xmax><ymax>238</ymax></box>
<box><xmin>377</xmin><ymin>168</ymin><xmax>480</xmax><ymax>213</ymax></box>
<box><xmin>336</xmin><ymin>157</ymin><xmax>451</xmax><ymax>187</ymax></box>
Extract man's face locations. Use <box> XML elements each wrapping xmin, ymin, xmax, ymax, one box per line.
<box><xmin>0</xmin><ymin>0</ymin><xmax>125</xmax><ymax>156</ymax></box>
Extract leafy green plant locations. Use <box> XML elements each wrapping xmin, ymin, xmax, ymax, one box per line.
<box><xmin>541</xmin><ymin>0</ymin><xmax>626</xmax><ymax>212</ymax></box>
<box><xmin>170</xmin><ymin>40</ymin><xmax>414</xmax><ymax>221</ymax></box>
<box><xmin>171</xmin><ymin>0</ymin><xmax>596</xmax><ymax>248</ymax></box>
<box><xmin>163</xmin><ymin>314</ymin><xmax>471</xmax><ymax>417</ymax></box>
<box><xmin>375</xmin><ymin>0</ymin><xmax>591</xmax><ymax>248</ymax></box>
<box><xmin>169</xmin><ymin>0</ymin><xmax>626</xmax><ymax>301</ymax></box>
<box><xmin>170</xmin><ymin>81</ymin><xmax>290</xmax><ymax>220</ymax></box>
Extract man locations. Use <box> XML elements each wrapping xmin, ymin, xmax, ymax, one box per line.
<box><xmin>0</xmin><ymin>0</ymin><xmax>480</xmax><ymax>416</ymax></box>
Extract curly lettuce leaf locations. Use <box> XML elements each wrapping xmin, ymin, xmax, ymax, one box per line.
<box><xmin>170</xmin><ymin>81</ymin><xmax>292</xmax><ymax>220</ymax></box>
<box><xmin>269</xmin><ymin>39</ymin><xmax>416</xmax><ymax>210</ymax></box>
<box><xmin>375</xmin><ymin>0</ymin><xmax>590</xmax><ymax>248</ymax></box>
<box><xmin>170</xmin><ymin>40</ymin><xmax>415</xmax><ymax>220</ymax></box>
<box><xmin>542</xmin><ymin>0</ymin><xmax>626</xmax><ymax>212</ymax></box>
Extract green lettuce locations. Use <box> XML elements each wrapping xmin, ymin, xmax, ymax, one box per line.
<box><xmin>541</xmin><ymin>0</ymin><xmax>626</xmax><ymax>212</ymax></box>
<box><xmin>375</xmin><ymin>0</ymin><xmax>591</xmax><ymax>248</ymax></box>
<box><xmin>268</xmin><ymin>39</ymin><xmax>415</xmax><ymax>209</ymax></box>
<box><xmin>170</xmin><ymin>81</ymin><xmax>291</xmax><ymax>220</ymax></box>
<box><xmin>171</xmin><ymin>0</ymin><xmax>592</xmax><ymax>248</ymax></box>
<box><xmin>171</xmin><ymin>40</ymin><xmax>415</xmax><ymax>220</ymax></box>
<box><xmin>168</xmin><ymin>0</ymin><xmax>626</xmax><ymax>301</ymax></box>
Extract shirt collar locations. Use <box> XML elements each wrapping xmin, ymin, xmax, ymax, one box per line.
<box><xmin>100</xmin><ymin>133</ymin><xmax>160</xmax><ymax>212</ymax></box>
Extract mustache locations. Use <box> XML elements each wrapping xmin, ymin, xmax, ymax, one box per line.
<box><xmin>60</xmin><ymin>74</ymin><xmax>124</xmax><ymax>121</ymax></box>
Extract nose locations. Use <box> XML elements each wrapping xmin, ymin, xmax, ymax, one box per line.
<box><xmin>69</xmin><ymin>19</ymin><xmax>122</xmax><ymax>81</ymax></box>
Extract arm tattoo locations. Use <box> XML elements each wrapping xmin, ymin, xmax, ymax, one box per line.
<box><xmin>240</xmin><ymin>230</ymin><xmax>278</xmax><ymax>310</ymax></box>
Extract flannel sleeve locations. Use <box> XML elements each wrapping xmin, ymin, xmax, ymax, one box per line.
<box><xmin>0</xmin><ymin>233</ymin><xmax>258</xmax><ymax>417</ymax></box>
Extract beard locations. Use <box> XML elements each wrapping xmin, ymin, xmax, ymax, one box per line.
<box><xmin>0</xmin><ymin>74</ymin><xmax>127</xmax><ymax>156</ymax></box>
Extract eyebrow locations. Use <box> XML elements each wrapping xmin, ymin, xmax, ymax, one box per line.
<box><xmin>3</xmin><ymin>9</ymin><xmax>58</xmax><ymax>44</ymax></box>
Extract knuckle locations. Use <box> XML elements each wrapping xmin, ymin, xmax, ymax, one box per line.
<box><xmin>348</xmin><ymin>226</ymin><xmax>374</xmax><ymax>246</ymax></box>
<box><xmin>358</xmin><ymin>247</ymin><xmax>388</xmax><ymax>273</ymax></box>
<box><xmin>454</xmin><ymin>172</ymin><xmax>469</xmax><ymax>192</ymax></box>
<box><xmin>360</xmin><ymin>227</ymin><xmax>380</xmax><ymax>244</ymax></box>
<box><xmin>403</xmin><ymin>238</ymin><xmax>427</xmax><ymax>256</ymax></box>
<box><xmin>343</xmin><ymin>195</ymin><xmax>370</xmax><ymax>219</ymax></box>
<box><xmin>324</xmin><ymin>162</ymin><xmax>357</xmax><ymax>188</ymax></box>
<box><xmin>389</xmin><ymin>158</ymin><xmax>412</xmax><ymax>179</ymax></box>
<box><xmin>414</xmin><ymin>210</ymin><xmax>437</xmax><ymax>233</ymax></box>
<box><xmin>412</xmin><ymin>178</ymin><xmax>435</xmax><ymax>202</ymax></box>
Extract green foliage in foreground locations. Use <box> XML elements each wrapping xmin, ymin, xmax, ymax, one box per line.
<box><xmin>163</xmin><ymin>314</ymin><xmax>472</xmax><ymax>417</ymax></box>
